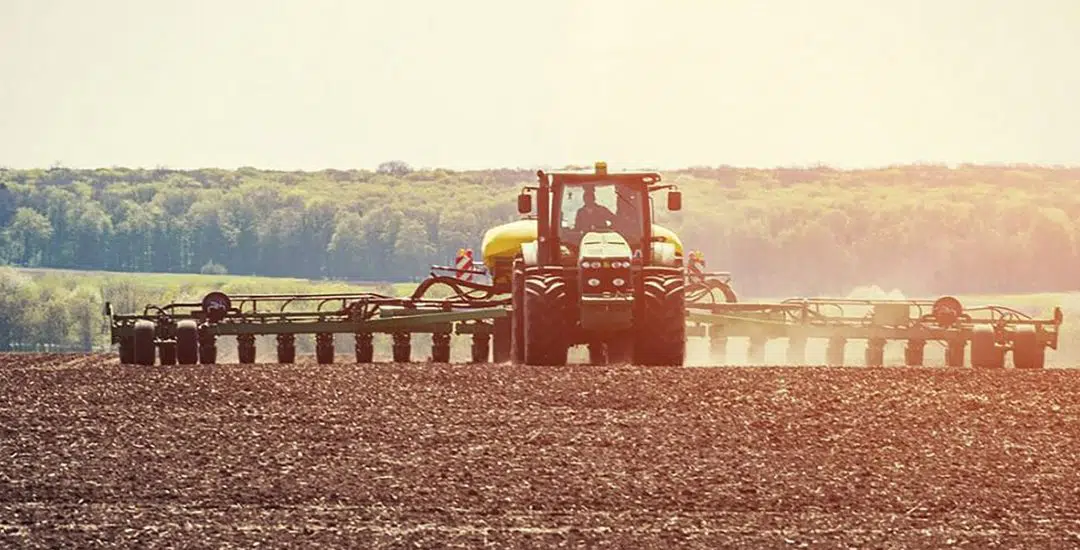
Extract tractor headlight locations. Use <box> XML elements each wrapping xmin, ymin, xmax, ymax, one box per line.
<box><xmin>612</xmin><ymin>278</ymin><xmax>626</xmax><ymax>287</ymax></box>
<box><xmin>590</xmin><ymin>261</ymin><xmax>602</xmax><ymax>269</ymax></box>
<box><xmin>587</xmin><ymin>278</ymin><xmax>601</xmax><ymax>287</ymax></box>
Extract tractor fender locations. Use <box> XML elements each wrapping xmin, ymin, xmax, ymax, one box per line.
<box><xmin>651</xmin><ymin>241</ymin><xmax>678</xmax><ymax>267</ymax></box>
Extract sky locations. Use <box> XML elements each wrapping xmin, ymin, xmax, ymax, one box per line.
<box><xmin>1</xmin><ymin>0</ymin><xmax>1078</xmax><ymax>171</ymax></box>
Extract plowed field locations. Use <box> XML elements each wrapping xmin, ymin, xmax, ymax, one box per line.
<box><xmin>3</xmin><ymin>353</ymin><xmax>1080</xmax><ymax>548</ymax></box>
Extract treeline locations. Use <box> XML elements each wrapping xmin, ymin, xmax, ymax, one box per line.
<box><xmin>0</xmin><ymin>162</ymin><xmax>1078</xmax><ymax>297</ymax></box>
<box><xmin>0</xmin><ymin>267</ymin><xmax>110</xmax><ymax>352</ymax></box>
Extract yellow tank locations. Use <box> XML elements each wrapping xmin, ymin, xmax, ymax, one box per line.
<box><xmin>480</xmin><ymin>219</ymin><xmax>684</xmax><ymax>270</ymax></box>
<box><xmin>480</xmin><ymin>219</ymin><xmax>538</xmax><ymax>270</ymax></box>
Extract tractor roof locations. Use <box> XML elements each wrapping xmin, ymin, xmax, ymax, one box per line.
<box><xmin>543</xmin><ymin>161</ymin><xmax>661</xmax><ymax>184</ymax></box>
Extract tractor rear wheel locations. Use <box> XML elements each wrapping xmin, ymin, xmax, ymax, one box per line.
<box><xmin>510</xmin><ymin>259</ymin><xmax>526</xmax><ymax>365</ymax></box>
<box><xmin>133</xmin><ymin>320</ymin><xmax>156</xmax><ymax>366</ymax></box>
<box><xmin>1012</xmin><ymin>326</ymin><xmax>1046</xmax><ymax>370</ymax></box>
<box><xmin>523</xmin><ymin>272</ymin><xmax>570</xmax><ymax>366</ymax></box>
<box><xmin>176</xmin><ymin>320</ymin><xmax>198</xmax><ymax>365</ymax></box>
<box><xmin>634</xmin><ymin>270</ymin><xmax>686</xmax><ymax>366</ymax></box>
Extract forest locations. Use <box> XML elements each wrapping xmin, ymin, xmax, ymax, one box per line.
<box><xmin>0</xmin><ymin>162</ymin><xmax>1078</xmax><ymax>297</ymax></box>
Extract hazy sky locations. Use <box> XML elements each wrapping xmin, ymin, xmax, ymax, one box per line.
<box><xmin>1</xmin><ymin>0</ymin><xmax>1077</xmax><ymax>170</ymax></box>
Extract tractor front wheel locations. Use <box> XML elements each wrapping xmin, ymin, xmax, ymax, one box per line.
<box><xmin>523</xmin><ymin>272</ymin><xmax>570</xmax><ymax>366</ymax></box>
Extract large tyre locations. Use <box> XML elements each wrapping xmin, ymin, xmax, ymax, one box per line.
<box><xmin>1012</xmin><ymin>326</ymin><xmax>1046</xmax><ymax>370</ymax></box>
<box><xmin>510</xmin><ymin>259</ymin><xmax>526</xmax><ymax>365</ymax></box>
<box><xmin>133</xmin><ymin>320</ymin><xmax>156</xmax><ymax>366</ymax></box>
<box><xmin>633</xmin><ymin>270</ymin><xmax>686</xmax><ymax>366</ymax></box>
<box><xmin>176</xmin><ymin>320</ymin><xmax>198</xmax><ymax>365</ymax></box>
<box><xmin>971</xmin><ymin>326</ymin><xmax>1004</xmax><ymax>369</ymax></box>
<box><xmin>523</xmin><ymin>272</ymin><xmax>570</xmax><ymax>366</ymax></box>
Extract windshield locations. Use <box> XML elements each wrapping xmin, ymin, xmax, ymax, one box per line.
<box><xmin>556</xmin><ymin>180</ymin><xmax>645</xmax><ymax>249</ymax></box>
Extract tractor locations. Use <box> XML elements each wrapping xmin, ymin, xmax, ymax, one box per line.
<box><xmin>480</xmin><ymin>162</ymin><xmax>689</xmax><ymax>366</ymax></box>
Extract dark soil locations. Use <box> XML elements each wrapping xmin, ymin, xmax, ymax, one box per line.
<box><xmin>3</xmin><ymin>353</ymin><xmax>1080</xmax><ymax>548</ymax></box>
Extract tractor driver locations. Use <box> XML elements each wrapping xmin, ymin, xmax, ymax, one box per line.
<box><xmin>574</xmin><ymin>185</ymin><xmax>615</xmax><ymax>232</ymax></box>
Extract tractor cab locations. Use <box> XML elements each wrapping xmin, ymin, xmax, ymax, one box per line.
<box><xmin>555</xmin><ymin>179</ymin><xmax>645</xmax><ymax>263</ymax></box>
<box><xmin>516</xmin><ymin>161</ymin><xmax>682</xmax><ymax>268</ymax></box>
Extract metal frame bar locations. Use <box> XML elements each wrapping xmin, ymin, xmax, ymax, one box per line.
<box><xmin>687</xmin><ymin>298</ymin><xmax>1062</xmax><ymax>348</ymax></box>
<box><xmin>107</xmin><ymin>270</ymin><xmax>1064</xmax><ymax>358</ymax></box>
